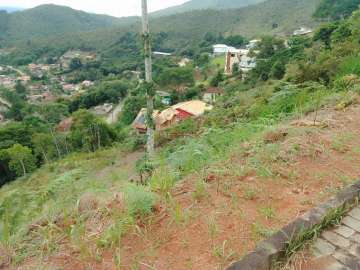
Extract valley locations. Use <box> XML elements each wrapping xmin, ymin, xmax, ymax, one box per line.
<box><xmin>1</xmin><ymin>0</ymin><xmax>360</xmax><ymax>269</ymax></box>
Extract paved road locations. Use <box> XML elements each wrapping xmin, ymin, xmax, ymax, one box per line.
<box><xmin>310</xmin><ymin>206</ymin><xmax>360</xmax><ymax>270</ymax></box>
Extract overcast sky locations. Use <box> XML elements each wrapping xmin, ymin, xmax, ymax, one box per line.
<box><xmin>0</xmin><ymin>0</ymin><xmax>189</xmax><ymax>17</ymax></box>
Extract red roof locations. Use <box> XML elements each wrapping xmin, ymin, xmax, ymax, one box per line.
<box><xmin>206</xmin><ymin>87</ymin><xmax>224</xmax><ymax>94</ymax></box>
<box><xmin>175</xmin><ymin>108</ymin><xmax>194</xmax><ymax>120</ymax></box>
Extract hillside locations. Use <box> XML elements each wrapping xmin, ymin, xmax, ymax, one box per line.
<box><xmin>1</xmin><ymin>0</ymin><xmax>321</xmax><ymax>64</ymax></box>
<box><xmin>1</xmin><ymin>1</ymin><xmax>360</xmax><ymax>269</ymax></box>
<box><xmin>0</xmin><ymin>4</ymin><xmax>137</xmax><ymax>42</ymax></box>
<box><xmin>152</xmin><ymin>0</ymin><xmax>266</xmax><ymax>17</ymax></box>
<box><xmin>0</xmin><ymin>7</ymin><xmax>24</xmax><ymax>13</ymax></box>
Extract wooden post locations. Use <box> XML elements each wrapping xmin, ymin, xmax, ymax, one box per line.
<box><xmin>141</xmin><ymin>0</ymin><xmax>155</xmax><ymax>157</ymax></box>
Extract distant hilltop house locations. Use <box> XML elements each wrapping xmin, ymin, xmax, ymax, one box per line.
<box><xmin>153</xmin><ymin>51</ymin><xmax>172</xmax><ymax>57</ymax></box>
<box><xmin>133</xmin><ymin>100</ymin><xmax>213</xmax><ymax>133</ymax></box>
<box><xmin>213</xmin><ymin>44</ymin><xmax>233</xmax><ymax>55</ymax></box>
<box><xmin>225</xmin><ymin>48</ymin><xmax>257</xmax><ymax>75</ymax></box>
<box><xmin>293</xmin><ymin>27</ymin><xmax>313</xmax><ymax>36</ymax></box>
<box><xmin>203</xmin><ymin>87</ymin><xmax>224</xmax><ymax>103</ymax></box>
<box><xmin>213</xmin><ymin>40</ymin><xmax>260</xmax><ymax>56</ymax></box>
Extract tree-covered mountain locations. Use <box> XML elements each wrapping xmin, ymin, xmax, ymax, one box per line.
<box><xmin>0</xmin><ymin>7</ymin><xmax>24</xmax><ymax>13</ymax></box>
<box><xmin>314</xmin><ymin>0</ymin><xmax>360</xmax><ymax>20</ymax></box>
<box><xmin>0</xmin><ymin>4</ymin><xmax>137</xmax><ymax>42</ymax></box>
<box><xmin>0</xmin><ymin>0</ymin><xmax>322</xmax><ymax>69</ymax></box>
<box><xmin>152</xmin><ymin>0</ymin><xmax>266</xmax><ymax>16</ymax></box>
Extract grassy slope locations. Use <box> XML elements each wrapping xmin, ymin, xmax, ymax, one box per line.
<box><xmin>1</xmin><ymin>78</ymin><xmax>359</xmax><ymax>267</ymax></box>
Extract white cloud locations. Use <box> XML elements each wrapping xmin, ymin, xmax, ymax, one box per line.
<box><xmin>0</xmin><ymin>0</ymin><xmax>189</xmax><ymax>17</ymax></box>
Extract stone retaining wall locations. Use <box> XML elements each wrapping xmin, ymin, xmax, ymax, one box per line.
<box><xmin>227</xmin><ymin>180</ymin><xmax>360</xmax><ymax>270</ymax></box>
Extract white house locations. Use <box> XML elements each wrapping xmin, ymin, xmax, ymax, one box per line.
<box><xmin>153</xmin><ymin>51</ymin><xmax>172</xmax><ymax>56</ymax></box>
<box><xmin>213</xmin><ymin>44</ymin><xmax>229</xmax><ymax>55</ymax></box>
<box><xmin>293</xmin><ymin>27</ymin><xmax>313</xmax><ymax>36</ymax></box>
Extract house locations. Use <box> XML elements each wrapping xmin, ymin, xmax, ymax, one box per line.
<box><xmin>133</xmin><ymin>100</ymin><xmax>213</xmax><ymax>133</ymax></box>
<box><xmin>19</xmin><ymin>75</ymin><xmax>31</xmax><ymax>84</ymax></box>
<box><xmin>62</xmin><ymin>84</ymin><xmax>79</xmax><ymax>92</ymax></box>
<box><xmin>225</xmin><ymin>48</ymin><xmax>242</xmax><ymax>75</ymax></box>
<box><xmin>178</xmin><ymin>58</ymin><xmax>191</xmax><ymax>67</ymax></box>
<box><xmin>293</xmin><ymin>27</ymin><xmax>313</xmax><ymax>36</ymax></box>
<box><xmin>0</xmin><ymin>75</ymin><xmax>16</xmax><ymax>88</ymax></box>
<box><xmin>153</xmin><ymin>51</ymin><xmax>172</xmax><ymax>57</ymax></box>
<box><xmin>82</xmin><ymin>80</ymin><xmax>94</xmax><ymax>88</ymax></box>
<box><xmin>156</xmin><ymin>91</ymin><xmax>172</xmax><ymax>105</ymax></box>
<box><xmin>203</xmin><ymin>87</ymin><xmax>224</xmax><ymax>103</ymax></box>
<box><xmin>225</xmin><ymin>49</ymin><xmax>256</xmax><ymax>75</ymax></box>
<box><xmin>132</xmin><ymin>108</ymin><xmax>161</xmax><ymax>133</ymax></box>
<box><xmin>239</xmin><ymin>55</ymin><xmax>257</xmax><ymax>73</ymax></box>
<box><xmin>93</xmin><ymin>103</ymin><xmax>113</xmax><ymax>115</ymax></box>
<box><xmin>246</xmin><ymin>39</ymin><xmax>261</xmax><ymax>50</ymax></box>
<box><xmin>213</xmin><ymin>44</ymin><xmax>230</xmax><ymax>55</ymax></box>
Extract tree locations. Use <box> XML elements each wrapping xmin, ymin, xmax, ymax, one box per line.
<box><xmin>70</xmin><ymin>110</ymin><xmax>117</xmax><ymax>152</ymax></box>
<box><xmin>210</xmin><ymin>71</ymin><xmax>224</xmax><ymax>87</ymax></box>
<box><xmin>271</xmin><ymin>61</ymin><xmax>286</xmax><ymax>79</ymax></box>
<box><xmin>314</xmin><ymin>23</ymin><xmax>339</xmax><ymax>48</ymax></box>
<box><xmin>314</xmin><ymin>0</ymin><xmax>360</xmax><ymax>20</ymax></box>
<box><xmin>32</xmin><ymin>133</ymin><xmax>56</xmax><ymax>163</ymax></box>
<box><xmin>70</xmin><ymin>57</ymin><xmax>83</xmax><ymax>70</ymax></box>
<box><xmin>6</xmin><ymin>144</ymin><xmax>36</xmax><ymax>177</ymax></box>
<box><xmin>15</xmin><ymin>81</ymin><xmax>26</xmax><ymax>100</ymax></box>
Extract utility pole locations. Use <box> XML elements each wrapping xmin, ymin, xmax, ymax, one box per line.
<box><xmin>141</xmin><ymin>0</ymin><xmax>155</xmax><ymax>157</ymax></box>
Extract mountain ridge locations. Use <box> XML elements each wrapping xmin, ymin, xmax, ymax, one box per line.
<box><xmin>152</xmin><ymin>0</ymin><xmax>266</xmax><ymax>16</ymax></box>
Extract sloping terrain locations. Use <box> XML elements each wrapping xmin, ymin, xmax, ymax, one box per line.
<box><xmin>2</xmin><ymin>94</ymin><xmax>359</xmax><ymax>270</ymax></box>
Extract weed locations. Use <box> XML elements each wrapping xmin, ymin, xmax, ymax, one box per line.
<box><xmin>243</xmin><ymin>187</ymin><xmax>258</xmax><ymax>200</ymax></box>
<box><xmin>251</xmin><ymin>222</ymin><xmax>275</xmax><ymax>241</ymax></box>
<box><xmin>124</xmin><ymin>184</ymin><xmax>157</xmax><ymax>219</ymax></box>
<box><xmin>283</xmin><ymin>204</ymin><xmax>350</xmax><ymax>260</ymax></box>
<box><xmin>192</xmin><ymin>180</ymin><xmax>207</xmax><ymax>202</ymax></box>
<box><xmin>212</xmin><ymin>240</ymin><xmax>237</xmax><ymax>266</ymax></box>
<box><xmin>259</xmin><ymin>206</ymin><xmax>276</xmax><ymax>220</ymax></box>
<box><xmin>207</xmin><ymin>215</ymin><xmax>219</xmax><ymax>240</ymax></box>
<box><xmin>150</xmin><ymin>167</ymin><xmax>176</xmax><ymax>198</ymax></box>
